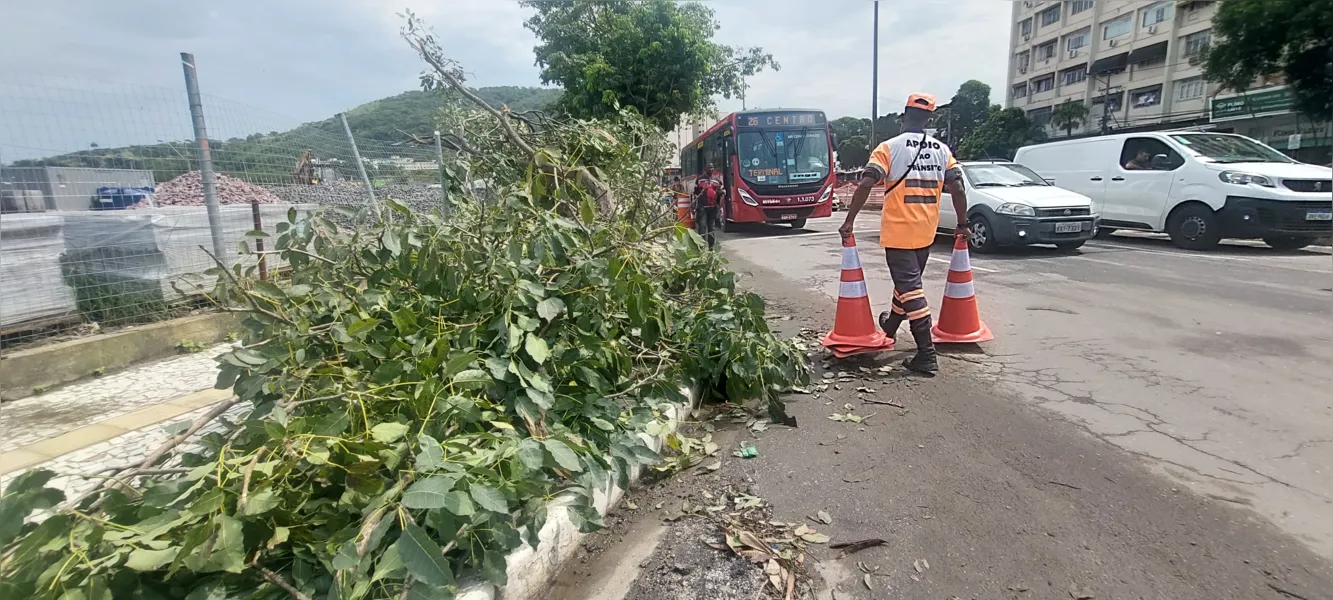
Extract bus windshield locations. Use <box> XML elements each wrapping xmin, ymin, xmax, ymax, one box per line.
<box><xmin>737</xmin><ymin>129</ymin><xmax>831</xmax><ymax>186</ymax></box>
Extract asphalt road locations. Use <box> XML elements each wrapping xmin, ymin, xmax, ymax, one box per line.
<box><xmin>721</xmin><ymin>215</ymin><xmax>1333</xmax><ymax>561</ymax></box>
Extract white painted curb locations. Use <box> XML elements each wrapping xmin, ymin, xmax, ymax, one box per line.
<box><xmin>456</xmin><ymin>384</ymin><xmax>699</xmax><ymax>600</ymax></box>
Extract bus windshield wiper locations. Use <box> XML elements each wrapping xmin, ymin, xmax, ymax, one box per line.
<box><xmin>756</xmin><ymin>128</ymin><xmax>779</xmax><ymax>161</ymax></box>
<box><xmin>791</xmin><ymin>126</ymin><xmax>809</xmax><ymax>169</ymax></box>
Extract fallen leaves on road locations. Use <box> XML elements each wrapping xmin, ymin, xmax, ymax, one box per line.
<box><xmin>828</xmin><ymin>413</ymin><xmax>865</xmax><ymax>424</ymax></box>
<box><xmin>913</xmin><ymin>558</ymin><xmax>930</xmax><ymax>573</ymax></box>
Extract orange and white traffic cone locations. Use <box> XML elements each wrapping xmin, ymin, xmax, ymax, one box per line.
<box><xmin>675</xmin><ymin>194</ymin><xmax>695</xmax><ymax>229</ymax></box>
<box><xmin>931</xmin><ymin>235</ymin><xmax>993</xmax><ymax>344</ymax></box>
<box><xmin>822</xmin><ymin>234</ymin><xmax>895</xmax><ymax>358</ymax></box>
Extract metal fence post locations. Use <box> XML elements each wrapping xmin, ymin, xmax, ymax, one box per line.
<box><xmin>180</xmin><ymin>52</ymin><xmax>227</xmax><ymax>264</ymax></box>
<box><xmin>338</xmin><ymin>113</ymin><xmax>377</xmax><ymax>213</ymax></box>
<box><xmin>434</xmin><ymin>130</ymin><xmax>451</xmax><ymax>213</ymax></box>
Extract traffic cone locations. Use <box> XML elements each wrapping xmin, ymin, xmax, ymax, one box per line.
<box><xmin>822</xmin><ymin>234</ymin><xmax>895</xmax><ymax>358</ymax></box>
<box><xmin>675</xmin><ymin>194</ymin><xmax>695</xmax><ymax>229</ymax></box>
<box><xmin>932</xmin><ymin>235</ymin><xmax>993</xmax><ymax>344</ymax></box>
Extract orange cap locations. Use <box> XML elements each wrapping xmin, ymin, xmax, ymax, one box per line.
<box><xmin>906</xmin><ymin>93</ymin><xmax>937</xmax><ymax>112</ymax></box>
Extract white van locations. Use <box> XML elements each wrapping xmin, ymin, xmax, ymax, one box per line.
<box><xmin>1014</xmin><ymin>132</ymin><xmax>1333</xmax><ymax>250</ymax></box>
<box><xmin>939</xmin><ymin>161</ymin><xmax>1098</xmax><ymax>253</ymax></box>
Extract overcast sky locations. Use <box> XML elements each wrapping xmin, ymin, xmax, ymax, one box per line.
<box><xmin>0</xmin><ymin>0</ymin><xmax>1011</xmax><ymax>160</ymax></box>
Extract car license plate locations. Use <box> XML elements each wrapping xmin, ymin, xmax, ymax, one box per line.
<box><xmin>780</xmin><ymin>213</ymin><xmax>798</xmax><ymax>221</ymax></box>
<box><xmin>1306</xmin><ymin>210</ymin><xmax>1332</xmax><ymax>221</ymax></box>
<box><xmin>1054</xmin><ymin>222</ymin><xmax>1083</xmax><ymax>233</ymax></box>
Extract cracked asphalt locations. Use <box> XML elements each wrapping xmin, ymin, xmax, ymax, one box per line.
<box><xmin>722</xmin><ymin>215</ymin><xmax>1333</xmax><ymax>562</ymax></box>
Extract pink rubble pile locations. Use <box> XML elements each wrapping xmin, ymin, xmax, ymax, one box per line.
<box><xmin>134</xmin><ymin>171</ymin><xmax>282</xmax><ymax>208</ymax></box>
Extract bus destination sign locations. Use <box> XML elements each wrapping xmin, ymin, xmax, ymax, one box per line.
<box><xmin>740</xmin><ymin>111</ymin><xmax>825</xmax><ymax>128</ymax></box>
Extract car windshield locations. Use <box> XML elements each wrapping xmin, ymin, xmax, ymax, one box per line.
<box><xmin>1168</xmin><ymin>134</ymin><xmax>1294</xmax><ymax>164</ymax></box>
<box><xmin>964</xmin><ymin>163</ymin><xmax>1049</xmax><ymax>187</ymax></box>
<box><xmin>737</xmin><ymin>129</ymin><xmax>831</xmax><ymax>185</ymax></box>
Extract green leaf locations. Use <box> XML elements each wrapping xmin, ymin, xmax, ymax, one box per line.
<box><xmin>371</xmin><ymin>544</ymin><xmax>404</xmax><ymax>582</ymax></box>
<box><xmin>441</xmin><ymin>352</ymin><xmax>479</xmax><ymax>379</ymax></box>
<box><xmin>232</xmin><ymin>348</ymin><xmax>268</xmax><ymax>366</ymax></box>
<box><xmin>542</xmin><ymin>439</ymin><xmax>583</xmax><ymax>472</ymax></box>
<box><xmin>402</xmin><ymin>476</ymin><xmax>461</xmax><ymax>510</ymax></box>
<box><xmin>183</xmin><ymin>515</ymin><xmax>245</xmax><ymax>573</ymax></box>
<box><xmin>516</xmin><ymin>439</ymin><xmax>546</xmax><ymax>471</ymax></box>
<box><xmin>452</xmin><ymin>369</ymin><xmax>490</xmax><ymax>388</ymax></box>
<box><xmin>395</xmin><ymin>523</ymin><xmax>455</xmax><ymax>587</ymax></box>
<box><xmin>517</xmin><ymin>280</ymin><xmax>546</xmax><ymax>299</ymax></box>
<box><xmin>382</xmin><ymin>231</ymin><xmax>403</xmax><ymax>255</ymax></box>
<box><xmin>240</xmin><ymin>488</ymin><xmax>280</xmax><ymax>516</ymax></box>
<box><xmin>415</xmin><ymin>434</ymin><xmax>443</xmax><ymax>471</ymax></box>
<box><xmin>441</xmin><ymin>491</ymin><xmax>475</xmax><ymax>516</ymax></box>
<box><xmin>537</xmin><ymin>297</ymin><xmax>566</xmax><ymax>322</ymax></box>
<box><xmin>370</xmin><ymin>422</ymin><xmax>410</xmax><ymax>443</ymax></box>
<box><xmin>567</xmin><ymin>503</ymin><xmax>605</xmax><ymax>533</ymax></box>
<box><xmin>332</xmin><ymin>540</ymin><xmax>360</xmax><ymax>571</ymax></box>
<box><xmin>267</xmin><ymin>526</ymin><xmax>290</xmax><ymax>549</ymax></box>
<box><xmin>125</xmin><ymin>547</ymin><xmax>179</xmax><ymax>571</ymax></box>
<box><xmin>469</xmin><ymin>484</ymin><xmax>509</xmax><ymax>514</ymax></box>
<box><xmin>525</xmin><ymin>335</ymin><xmax>551</xmax><ymax>364</ymax></box>
<box><xmin>346</xmin><ymin>318</ymin><xmax>382</xmax><ymax>338</ymax></box>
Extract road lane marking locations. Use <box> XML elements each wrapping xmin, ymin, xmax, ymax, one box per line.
<box><xmin>930</xmin><ymin>256</ymin><xmax>998</xmax><ymax>273</ymax></box>
<box><xmin>1086</xmin><ymin>241</ymin><xmax>1253</xmax><ymax>262</ymax></box>
<box><xmin>722</xmin><ymin>228</ymin><xmax>879</xmax><ymax>241</ymax></box>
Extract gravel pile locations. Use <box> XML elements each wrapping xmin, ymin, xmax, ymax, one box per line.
<box><xmin>269</xmin><ymin>181</ymin><xmax>447</xmax><ymax>215</ymax></box>
<box><xmin>138</xmin><ymin>171</ymin><xmax>283</xmax><ymax>208</ymax></box>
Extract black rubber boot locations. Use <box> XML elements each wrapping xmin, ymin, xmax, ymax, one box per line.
<box><xmin>902</xmin><ymin>348</ymin><xmax>938</xmax><ymax>375</ymax></box>
<box><xmin>879</xmin><ymin>311</ymin><xmax>902</xmax><ymax>341</ymax></box>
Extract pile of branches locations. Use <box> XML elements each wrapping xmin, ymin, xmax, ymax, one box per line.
<box><xmin>0</xmin><ymin>17</ymin><xmax>806</xmax><ymax>600</ymax></box>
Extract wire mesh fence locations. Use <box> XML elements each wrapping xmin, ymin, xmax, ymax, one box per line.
<box><xmin>0</xmin><ymin>65</ymin><xmax>452</xmax><ymax>348</ymax></box>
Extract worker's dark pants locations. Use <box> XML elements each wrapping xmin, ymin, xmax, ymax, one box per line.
<box><xmin>881</xmin><ymin>247</ymin><xmax>934</xmax><ymax>353</ymax></box>
<box><xmin>696</xmin><ymin>205</ymin><xmax>718</xmax><ymax>250</ymax></box>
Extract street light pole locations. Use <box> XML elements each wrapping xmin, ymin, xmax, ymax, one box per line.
<box><xmin>870</xmin><ymin>0</ymin><xmax>880</xmax><ymax>148</ymax></box>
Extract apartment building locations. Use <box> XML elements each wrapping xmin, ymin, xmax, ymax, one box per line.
<box><xmin>1004</xmin><ymin>0</ymin><xmax>1330</xmax><ymax>162</ymax></box>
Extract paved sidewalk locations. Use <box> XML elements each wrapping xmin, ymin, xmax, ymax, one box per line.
<box><xmin>0</xmin><ymin>342</ymin><xmax>237</xmax><ymax>496</ymax></box>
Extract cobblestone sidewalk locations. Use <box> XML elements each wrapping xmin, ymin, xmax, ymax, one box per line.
<box><xmin>0</xmin><ymin>342</ymin><xmax>233</xmax><ymax>453</ymax></box>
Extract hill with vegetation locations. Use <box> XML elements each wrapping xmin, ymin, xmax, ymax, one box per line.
<box><xmin>7</xmin><ymin>86</ymin><xmax>563</xmax><ymax>184</ymax></box>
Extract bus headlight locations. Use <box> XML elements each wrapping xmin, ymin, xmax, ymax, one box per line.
<box><xmin>738</xmin><ymin>188</ymin><xmax>759</xmax><ymax>206</ymax></box>
<box><xmin>817</xmin><ymin>186</ymin><xmax>833</xmax><ymax>204</ymax></box>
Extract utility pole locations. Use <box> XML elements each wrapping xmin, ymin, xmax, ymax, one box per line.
<box><xmin>870</xmin><ymin>0</ymin><xmax>879</xmax><ymax>148</ymax></box>
<box><xmin>1096</xmin><ymin>73</ymin><xmax>1113</xmax><ymax>135</ymax></box>
<box><xmin>180</xmin><ymin>52</ymin><xmax>227</xmax><ymax>266</ymax></box>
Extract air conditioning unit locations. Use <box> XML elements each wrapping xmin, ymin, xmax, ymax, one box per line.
<box><xmin>1019</xmin><ymin>67</ymin><xmax>1028</xmax><ymax>74</ymax></box>
<box><xmin>1188</xmin><ymin>54</ymin><xmax>1201</xmax><ymax>66</ymax></box>
<box><xmin>1107</xmin><ymin>39</ymin><xmax>1118</xmax><ymax>47</ymax></box>
<box><xmin>1068</xmin><ymin>49</ymin><xmax>1079</xmax><ymax>58</ymax></box>
<box><xmin>1148</xmin><ymin>24</ymin><xmax>1158</xmax><ymax>34</ymax></box>
<box><xmin>1023</xmin><ymin>35</ymin><xmax>1031</xmax><ymax>41</ymax></box>
<box><xmin>1023</xmin><ymin>1</ymin><xmax>1033</xmax><ymax>7</ymax></box>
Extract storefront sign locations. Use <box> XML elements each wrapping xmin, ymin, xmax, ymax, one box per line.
<box><xmin>1209</xmin><ymin>86</ymin><xmax>1294</xmax><ymax>123</ymax></box>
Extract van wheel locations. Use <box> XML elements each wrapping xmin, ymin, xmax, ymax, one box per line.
<box><xmin>1167</xmin><ymin>204</ymin><xmax>1222</xmax><ymax>250</ymax></box>
<box><xmin>1263</xmin><ymin>236</ymin><xmax>1314</xmax><ymax>251</ymax></box>
<box><xmin>1056</xmin><ymin>240</ymin><xmax>1086</xmax><ymax>252</ymax></box>
<box><xmin>968</xmin><ymin>214</ymin><xmax>1000</xmax><ymax>254</ymax></box>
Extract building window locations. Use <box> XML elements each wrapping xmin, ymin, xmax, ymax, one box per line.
<box><xmin>1037</xmin><ymin>41</ymin><xmax>1057</xmax><ymax>61</ymax></box>
<box><xmin>1133</xmin><ymin>56</ymin><xmax>1167</xmax><ymax>70</ymax></box>
<box><xmin>1142</xmin><ymin>2</ymin><xmax>1173</xmax><ymax>27</ymax></box>
<box><xmin>1032</xmin><ymin>75</ymin><xmax>1056</xmax><ymax>94</ymax></box>
<box><xmin>1092</xmin><ymin>91</ymin><xmax>1124</xmax><ymax>112</ymax></box>
<box><xmin>1065</xmin><ymin>28</ymin><xmax>1090</xmax><ymax>53</ymax></box>
<box><xmin>1013</xmin><ymin>83</ymin><xmax>1029</xmax><ymax>99</ymax></box>
<box><xmin>1062</xmin><ymin>66</ymin><xmax>1088</xmax><ymax>86</ymax></box>
<box><xmin>1131</xmin><ymin>85</ymin><xmax>1162</xmax><ymax>108</ymax></box>
<box><xmin>1103</xmin><ymin>16</ymin><xmax>1132</xmax><ymax>39</ymax></box>
<box><xmin>1175</xmin><ymin>76</ymin><xmax>1205</xmax><ymax>100</ymax></box>
<box><xmin>1069</xmin><ymin>1</ymin><xmax>1095</xmax><ymax>16</ymax></box>
<box><xmin>1017</xmin><ymin>51</ymin><xmax>1031</xmax><ymax>72</ymax></box>
<box><xmin>1019</xmin><ymin>18</ymin><xmax>1033</xmax><ymax>37</ymax></box>
<box><xmin>1040</xmin><ymin>5</ymin><xmax>1062</xmax><ymax>26</ymax></box>
<box><xmin>1029</xmin><ymin>107</ymin><xmax>1053</xmax><ymax>126</ymax></box>
<box><xmin>1183</xmin><ymin>30</ymin><xmax>1212</xmax><ymax>57</ymax></box>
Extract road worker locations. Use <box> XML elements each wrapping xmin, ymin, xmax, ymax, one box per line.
<box><xmin>837</xmin><ymin>93</ymin><xmax>969</xmax><ymax>375</ymax></box>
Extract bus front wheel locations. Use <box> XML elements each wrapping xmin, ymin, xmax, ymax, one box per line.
<box><xmin>722</xmin><ymin>205</ymin><xmax>739</xmax><ymax>232</ymax></box>
<box><xmin>789</xmin><ymin>218</ymin><xmax>807</xmax><ymax>229</ymax></box>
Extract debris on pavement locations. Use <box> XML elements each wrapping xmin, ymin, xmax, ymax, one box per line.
<box><xmin>736</xmin><ymin>443</ymin><xmax>759</xmax><ymax>458</ymax></box>
<box><xmin>830</xmin><ymin>538</ymin><xmax>888</xmax><ymax>557</ymax></box>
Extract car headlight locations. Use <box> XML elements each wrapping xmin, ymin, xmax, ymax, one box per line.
<box><xmin>817</xmin><ymin>186</ymin><xmax>833</xmax><ymax>204</ymax></box>
<box><xmin>995</xmin><ymin>202</ymin><xmax>1036</xmax><ymax>216</ymax></box>
<box><xmin>738</xmin><ymin>188</ymin><xmax>759</xmax><ymax>206</ymax></box>
<box><xmin>1219</xmin><ymin>171</ymin><xmax>1275</xmax><ymax>187</ymax></box>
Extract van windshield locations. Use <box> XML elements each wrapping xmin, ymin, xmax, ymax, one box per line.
<box><xmin>964</xmin><ymin>163</ymin><xmax>1048</xmax><ymax>187</ymax></box>
<box><xmin>1168</xmin><ymin>134</ymin><xmax>1294</xmax><ymax>164</ymax></box>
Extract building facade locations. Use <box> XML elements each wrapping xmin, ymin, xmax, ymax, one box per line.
<box><xmin>1004</xmin><ymin>0</ymin><xmax>1330</xmax><ymax>163</ymax></box>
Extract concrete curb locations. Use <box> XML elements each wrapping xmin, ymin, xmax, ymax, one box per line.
<box><xmin>0</xmin><ymin>312</ymin><xmax>240</xmax><ymax>402</ymax></box>
<box><xmin>457</xmin><ymin>384</ymin><xmax>699</xmax><ymax>600</ymax></box>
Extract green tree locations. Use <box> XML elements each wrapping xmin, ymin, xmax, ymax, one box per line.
<box><xmin>520</xmin><ymin>0</ymin><xmax>778</xmax><ymax>130</ymax></box>
<box><xmin>957</xmin><ymin>107</ymin><xmax>1047</xmax><ymax>160</ymax></box>
<box><xmin>837</xmin><ymin>135</ymin><xmax>870</xmax><ymax>169</ymax></box>
<box><xmin>830</xmin><ymin>117</ymin><xmax>870</xmax><ymax>144</ymax></box>
<box><xmin>1204</xmin><ymin>0</ymin><xmax>1332</xmax><ymax>117</ymax></box>
<box><xmin>872</xmin><ymin>113</ymin><xmax>902</xmax><ymax>146</ymax></box>
<box><xmin>1051</xmin><ymin>100</ymin><xmax>1089</xmax><ymax>137</ymax></box>
<box><xmin>945</xmin><ymin>80</ymin><xmax>992</xmax><ymax>147</ymax></box>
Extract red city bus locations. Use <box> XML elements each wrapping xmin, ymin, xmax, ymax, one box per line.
<box><xmin>681</xmin><ymin>109</ymin><xmax>835</xmax><ymax>230</ymax></box>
